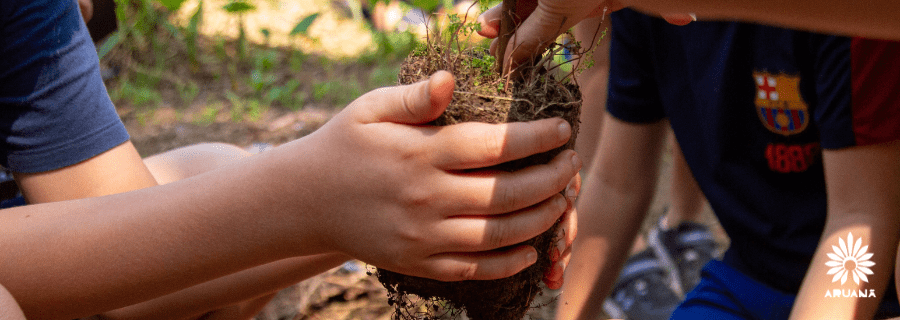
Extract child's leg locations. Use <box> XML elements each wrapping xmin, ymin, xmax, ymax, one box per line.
<box><xmin>643</xmin><ymin>135</ymin><xmax>718</xmax><ymax>298</ymax></box>
<box><xmin>661</xmin><ymin>135</ymin><xmax>706</xmax><ymax>229</ymax></box>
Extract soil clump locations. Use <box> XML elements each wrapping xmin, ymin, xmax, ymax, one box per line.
<box><xmin>374</xmin><ymin>42</ymin><xmax>582</xmax><ymax>320</ymax></box>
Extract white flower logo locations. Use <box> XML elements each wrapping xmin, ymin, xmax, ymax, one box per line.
<box><xmin>826</xmin><ymin>232</ymin><xmax>875</xmax><ymax>285</ymax></box>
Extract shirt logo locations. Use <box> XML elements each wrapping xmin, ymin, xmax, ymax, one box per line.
<box><xmin>754</xmin><ymin>72</ymin><xmax>809</xmax><ymax>135</ymax></box>
<box><xmin>826</xmin><ymin>232</ymin><xmax>875</xmax><ymax>285</ymax></box>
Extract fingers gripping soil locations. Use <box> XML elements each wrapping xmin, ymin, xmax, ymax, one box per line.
<box><xmin>419</xmin><ymin>244</ymin><xmax>539</xmax><ymax>282</ymax></box>
<box><xmin>488</xmin><ymin>149</ymin><xmax>579</xmax><ymax>214</ymax></box>
<box><xmin>428</xmin><ymin>118</ymin><xmax>570</xmax><ymax>170</ymax></box>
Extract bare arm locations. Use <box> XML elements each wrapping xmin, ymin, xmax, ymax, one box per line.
<box><xmin>16</xmin><ymin>141</ymin><xmax>351</xmax><ymax>319</ymax></box>
<box><xmin>480</xmin><ymin>0</ymin><xmax>900</xmax><ymax>71</ymax></box>
<box><xmin>626</xmin><ymin>0</ymin><xmax>900</xmax><ymax>40</ymax></box>
<box><xmin>101</xmin><ymin>254</ymin><xmax>349</xmax><ymax>320</ymax></box>
<box><xmin>0</xmin><ymin>72</ymin><xmax>581</xmax><ymax>320</ymax></box>
<box><xmin>556</xmin><ymin>115</ymin><xmax>667</xmax><ymax>320</ymax></box>
<box><xmin>789</xmin><ymin>141</ymin><xmax>900</xmax><ymax>319</ymax></box>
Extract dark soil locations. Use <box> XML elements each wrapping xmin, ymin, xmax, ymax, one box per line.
<box><xmin>374</xmin><ymin>46</ymin><xmax>581</xmax><ymax>320</ymax></box>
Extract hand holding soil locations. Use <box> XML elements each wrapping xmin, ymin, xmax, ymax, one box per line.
<box><xmin>281</xmin><ymin>71</ymin><xmax>580</xmax><ymax>282</ymax></box>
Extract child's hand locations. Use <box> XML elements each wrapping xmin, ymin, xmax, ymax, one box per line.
<box><xmin>281</xmin><ymin>71</ymin><xmax>582</xmax><ymax>282</ymax></box>
<box><xmin>477</xmin><ymin>0</ymin><xmax>617</xmax><ymax>72</ymax></box>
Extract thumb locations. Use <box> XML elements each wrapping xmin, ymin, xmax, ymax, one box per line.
<box><xmin>353</xmin><ymin>71</ymin><xmax>455</xmax><ymax>125</ymax></box>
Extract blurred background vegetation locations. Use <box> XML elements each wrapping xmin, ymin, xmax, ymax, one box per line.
<box><xmin>98</xmin><ymin>0</ymin><xmax>502</xmax><ymax>155</ymax></box>
<box><xmin>101</xmin><ymin>0</ymin><xmax>494</xmax><ymax>121</ymax></box>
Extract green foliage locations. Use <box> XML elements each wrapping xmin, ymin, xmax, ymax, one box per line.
<box><xmin>177</xmin><ymin>81</ymin><xmax>200</xmax><ymax>104</ymax></box>
<box><xmin>185</xmin><ymin>0</ymin><xmax>204</xmax><ymax>64</ymax></box>
<box><xmin>445</xmin><ymin>13</ymin><xmax>481</xmax><ymax>40</ymax></box>
<box><xmin>97</xmin><ymin>32</ymin><xmax>120</xmax><ymax>60</ymax></box>
<box><xmin>260</xmin><ymin>28</ymin><xmax>271</xmax><ymax>43</ymax></box>
<box><xmin>157</xmin><ymin>0</ymin><xmax>187</xmax><ymax>11</ymax></box>
<box><xmin>313</xmin><ymin>80</ymin><xmax>361</xmax><ymax>106</ymax></box>
<box><xmin>463</xmin><ymin>53</ymin><xmax>496</xmax><ymax>79</ymax></box>
<box><xmin>196</xmin><ymin>105</ymin><xmax>221</xmax><ymax>125</ymax></box>
<box><xmin>249</xmin><ymin>69</ymin><xmax>276</xmax><ymax>93</ymax></box>
<box><xmin>226</xmin><ymin>90</ymin><xmax>265</xmax><ymax>122</ymax></box>
<box><xmin>289</xmin><ymin>51</ymin><xmax>307</xmax><ymax>72</ymax></box>
<box><xmin>290</xmin><ymin>13</ymin><xmax>320</xmax><ymax>37</ymax></box>
<box><xmin>222</xmin><ymin>1</ymin><xmax>256</xmax><ymax>14</ymax></box>
<box><xmin>410</xmin><ymin>0</ymin><xmax>440</xmax><ymax>13</ymax></box>
<box><xmin>253</xmin><ymin>49</ymin><xmax>280</xmax><ymax>72</ymax></box>
<box><xmin>370</xmin><ymin>0</ymin><xmax>439</xmax><ymax>13</ymax></box>
<box><xmin>110</xmin><ymin>80</ymin><xmax>162</xmax><ymax>107</ymax></box>
<box><xmin>102</xmin><ymin>0</ymin><xmax>411</xmax><ymax>123</ymax></box>
<box><xmin>369</xmin><ymin>64</ymin><xmax>400</xmax><ymax>87</ymax></box>
<box><xmin>264</xmin><ymin>79</ymin><xmax>304</xmax><ymax>109</ymax></box>
<box><xmin>364</xmin><ymin>30</ymin><xmax>419</xmax><ymax>63</ymax></box>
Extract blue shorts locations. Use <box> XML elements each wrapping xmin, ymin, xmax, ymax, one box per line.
<box><xmin>0</xmin><ymin>195</ymin><xmax>26</xmax><ymax>209</ymax></box>
<box><xmin>672</xmin><ymin>260</ymin><xmax>900</xmax><ymax>320</ymax></box>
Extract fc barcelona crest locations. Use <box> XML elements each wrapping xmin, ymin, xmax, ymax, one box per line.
<box><xmin>754</xmin><ymin>72</ymin><xmax>809</xmax><ymax>135</ymax></box>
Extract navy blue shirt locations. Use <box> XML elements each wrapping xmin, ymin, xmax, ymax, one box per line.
<box><xmin>0</xmin><ymin>0</ymin><xmax>129</xmax><ymax>173</ymax></box>
<box><xmin>609</xmin><ymin>9</ymin><xmax>900</xmax><ymax>295</ymax></box>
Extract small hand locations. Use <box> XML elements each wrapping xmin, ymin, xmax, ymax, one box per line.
<box><xmin>301</xmin><ymin>71</ymin><xmax>582</xmax><ymax>282</ymax></box>
<box><xmin>477</xmin><ymin>0</ymin><xmax>618</xmax><ymax>73</ymax></box>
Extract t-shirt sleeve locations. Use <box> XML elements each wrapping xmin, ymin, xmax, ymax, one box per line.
<box><xmin>812</xmin><ymin>35</ymin><xmax>900</xmax><ymax>149</ymax></box>
<box><xmin>0</xmin><ymin>0</ymin><xmax>130</xmax><ymax>173</ymax></box>
<box><xmin>606</xmin><ymin>9</ymin><xmax>666</xmax><ymax>124</ymax></box>
<box><xmin>848</xmin><ymin>38</ymin><xmax>900</xmax><ymax>146</ymax></box>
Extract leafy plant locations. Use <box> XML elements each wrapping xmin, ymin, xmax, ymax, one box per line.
<box><xmin>222</xmin><ymin>0</ymin><xmax>257</xmax><ymax>60</ymax></box>
<box><xmin>185</xmin><ymin>0</ymin><xmax>203</xmax><ymax>66</ymax></box>
<box><xmin>264</xmin><ymin>79</ymin><xmax>303</xmax><ymax>108</ymax></box>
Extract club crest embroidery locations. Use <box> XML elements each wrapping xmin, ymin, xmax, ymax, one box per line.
<box><xmin>754</xmin><ymin>72</ymin><xmax>809</xmax><ymax>135</ymax></box>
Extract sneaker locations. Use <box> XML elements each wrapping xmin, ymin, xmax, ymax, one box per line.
<box><xmin>604</xmin><ymin>250</ymin><xmax>683</xmax><ymax>320</ymax></box>
<box><xmin>647</xmin><ymin>216</ymin><xmax>718</xmax><ymax>297</ymax></box>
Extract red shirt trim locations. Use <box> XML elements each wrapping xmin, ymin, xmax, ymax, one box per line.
<box><xmin>851</xmin><ymin>38</ymin><xmax>900</xmax><ymax>146</ymax></box>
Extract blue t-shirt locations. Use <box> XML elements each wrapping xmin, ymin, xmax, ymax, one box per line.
<box><xmin>608</xmin><ymin>9</ymin><xmax>900</xmax><ymax>295</ymax></box>
<box><xmin>0</xmin><ymin>0</ymin><xmax>129</xmax><ymax>173</ymax></box>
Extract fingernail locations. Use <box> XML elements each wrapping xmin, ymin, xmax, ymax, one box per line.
<box><xmin>570</xmin><ymin>153</ymin><xmax>581</xmax><ymax>169</ymax></box>
<box><xmin>689</xmin><ymin>13</ymin><xmax>697</xmax><ymax>21</ymax></box>
<box><xmin>558</xmin><ymin>121</ymin><xmax>571</xmax><ymax>142</ymax></box>
<box><xmin>544</xmin><ymin>262</ymin><xmax>563</xmax><ymax>282</ymax></box>
<box><xmin>553</xmin><ymin>262</ymin><xmax>565</xmax><ymax>282</ymax></box>
<box><xmin>556</xmin><ymin>194</ymin><xmax>567</xmax><ymax>210</ymax></box>
<box><xmin>556</xmin><ymin>228</ymin><xmax>568</xmax><ymax>252</ymax></box>
<box><xmin>566</xmin><ymin>185</ymin><xmax>577</xmax><ymax>199</ymax></box>
<box><xmin>526</xmin><ymin>250</ymin><xmax>538</xmax><ymax>265</ymax></box>
<box><xmin>556</xmin><ymin>238</ymin><xmax>566</xmax><ymax>258</ymax></box>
